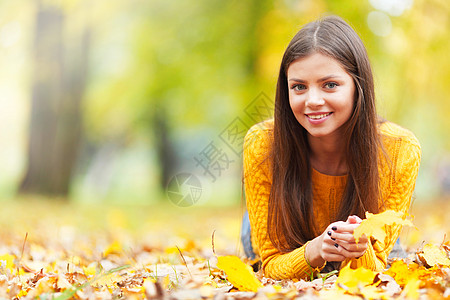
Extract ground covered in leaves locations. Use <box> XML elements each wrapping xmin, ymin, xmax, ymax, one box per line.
<box><xmin>0</xmin><ymin>198</ymin><xmax>448</xmax><ymax>299</ymax></box>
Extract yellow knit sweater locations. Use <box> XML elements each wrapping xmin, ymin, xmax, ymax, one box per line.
<box><xmin>243</xmin><ymin>119</ymin><xmax>421</xmax><ymax>280</ymax></box>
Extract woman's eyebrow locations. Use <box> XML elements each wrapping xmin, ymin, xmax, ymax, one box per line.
<box><xmin>288</xmin><ymin>78</ymin><xmax>306</xmax><ymax>83</ymax></box>
<box><xmin>288</xmin><ymin>75</ymin><xmax>343</xmax><ymax>83</ymax></box>
<box><xmin>318</xmin><ymin>75</ymin><xmax>342</xmax><ymax>81</ymax></box>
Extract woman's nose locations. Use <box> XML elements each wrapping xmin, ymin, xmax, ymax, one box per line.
<box><xmin>305</xmin><ymin>89</ymin><xmax>325</xmax><ymax>107</ymax></box>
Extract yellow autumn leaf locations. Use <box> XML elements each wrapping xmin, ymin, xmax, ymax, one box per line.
<box><xmin>104</xmin><ymin>240</ymin><xmax>122</xmax><ymax>256</ymax></box>
<box><xmin>335</xmin><ymin>264</ymin><xmax>377</xmax><ymax>293</ymax></box>
<box><xmin>36</xmin><ymin>276</ymin><xmax>58</xmax><ymax>294</ymax></box>
<box><xmin>16</xmin><ymin>289</ymin><xmax>28</xmax><ymax>298</ymax></box>
<box><xmin>0</xmin><ymin>254</ymin><xmax>15</xmax><ymax>273</ymax></box>
<box><xmin>93</xmin><ymin>271</ymin><xmax>122</xmax><ymax>289</ymax></box>
<box><xmin>162</xmin><ymin>274</ymin><xmax>171</xmax><ymax>289</ymax></box>
<box><xmin>359</xmin><ymin>285</ymin><xmax>388</xmax><ymax>300</ymax></box>
<box><xmin>83</xmin><ymin>262</ymin><xmax>98</xmax><ymax>278</ymax></box>
<box><xmin>216</xmin><ymin>255</ymin><xmax>263</xmax><ymax>292</ymax></box>
<box><xmin>385</xmin><ymin>260</ymin><xmax>412</xmax><ymax>287</ymax></box>
<box><xmin>165</xmin><ymin>246</ymin><xmax>179</xmax><ymax>254</ymax></box>
<box><xmin>353</xmin><ymin>210</ymin><xmax>414</xmax><ymax>243</ymax></box>
<box><xmin>402</xmin><ymin>277</ymin><xmax>420</xmax><ymax>300</ymax></box>
<box><xmin>418</xmin><ymin>244</ymin><xmax>450</xmax><ymax>267</ymax></box>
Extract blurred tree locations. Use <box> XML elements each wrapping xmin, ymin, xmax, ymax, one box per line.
<box><xmin>19</xmin><ymin>0</ymin><xmax>89</xmax><ymax>196</ymax></box>
<box><xmin>147</xmin><ymin>0</ymin><xmax>272</xmax><ymax>189</ymax></box>
<box><xmin>84</xmin><ymin>0</ymin><xmax>271</xmax><ymax>193</ymax></box>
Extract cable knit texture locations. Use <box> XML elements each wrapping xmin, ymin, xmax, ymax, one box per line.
<box><xmin>243</xmin><ymin>119</ymin><xmax>421</xmax><ymax>280</ymax></box>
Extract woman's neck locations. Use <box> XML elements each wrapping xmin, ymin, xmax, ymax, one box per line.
<box><xmin>308</xmin><ymin>135</ymin><xmax>348</xmax><ymax>176</ymax></box>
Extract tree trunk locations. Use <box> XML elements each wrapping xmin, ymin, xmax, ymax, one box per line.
<box><xmin>19</xmin><ymin>1</ymin><xmax>88</xmax><ymax>196</ymax></box>
<box><xmin>153</xmin><ymin>105</ymin><xmax>177</xmax><ymax>190</ymax></box>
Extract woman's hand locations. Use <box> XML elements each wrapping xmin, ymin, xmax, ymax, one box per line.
<box><xmin>330</xmin><ymin>216</ymin><xmax>368</xmax><ymax>259</ymax></box>
<box><xmin>305</xmin><ymin>216</ymin><xmax>368</xmax><ymax>266</ymax></box>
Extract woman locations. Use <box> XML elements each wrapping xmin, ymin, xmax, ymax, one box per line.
<box><xmin>242</xmin><ymin>15</ymin><xmax>421</xmax><ymax>280</ymax></box>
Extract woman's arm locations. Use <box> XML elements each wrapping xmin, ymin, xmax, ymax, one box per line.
<box><xmin>244</xmin><ymin>124</ymin><xmax>326</xmax><ymax>279</ymax></box>
<box><xmin>341</xmin><ymin>133</ymin><xmax>421</xmax><ymax>270</ymax></box>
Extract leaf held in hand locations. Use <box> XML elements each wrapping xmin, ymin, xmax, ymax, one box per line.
<box><xmin>353</xmin><ymin>210</ymin><xmax>414</xmax><ymax>243</ymax></box>
<box><xmin>216</xmin><ymin>255</ymin><xmax>263</xmax><ymax>292</ymax></box>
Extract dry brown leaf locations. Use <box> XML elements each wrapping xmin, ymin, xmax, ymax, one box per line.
<box><xmin>376</xmin><ymin>273</ymin><xmax>401</xmax><ymax>296</ymax></box>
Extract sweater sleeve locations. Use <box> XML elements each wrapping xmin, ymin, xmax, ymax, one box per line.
<box><xmin>243</xmin><ymin>124</ymin><xmax>320</xmax><ymax>280</ymax></box>
<box><xmin>342</xmin><ymin>133</ymin><xmax>421</xmax><ymax>271</ymax></box>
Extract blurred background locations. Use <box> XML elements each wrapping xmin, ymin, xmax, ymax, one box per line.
<box><xmin>0</xmin><ymin>0</ymin><xmax>449</xmax><ymax>248</ymax></box>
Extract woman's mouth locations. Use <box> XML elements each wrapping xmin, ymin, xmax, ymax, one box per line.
<box><xmin>306</xmin><ymin>112</ymin><xmax>332</xmax><ymax>120</ymax></box>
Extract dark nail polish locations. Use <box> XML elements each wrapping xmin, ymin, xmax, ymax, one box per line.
<box><xmin>331</xmin><ymin>237</ymin><xmax>336</xmax><ymax>241</ymax></box>
<box><xmin>332</xmin><ymin>226</ymin><xmax>337</xmax><ymax>231</ymax></box>
<box><xmin>327</xmin><ymin>231</ymin><xmax>332</xmax><ymax>236</ymax></box>
<box><xmin>334</xmin><ymin>243</ymin><xmax>339</xmax><ymax>248</ymax></box>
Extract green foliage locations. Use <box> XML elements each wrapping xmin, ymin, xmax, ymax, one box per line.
<box><xmin>0</xmin><ymin>0</ymin><xmax>448</xmax><ymax>200</ymax></box>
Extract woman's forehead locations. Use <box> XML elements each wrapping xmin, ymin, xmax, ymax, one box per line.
<box><xmin>287</xmin><ymin>53</ymin><xmax>350</xmax><ymax>78</ymax></box>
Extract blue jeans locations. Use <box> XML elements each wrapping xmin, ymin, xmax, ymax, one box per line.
<box><xmin>241</xmin><ymin>211</ymin><xmax>405</xmax><ymax>260</ymax></box>
<box><xmin>241</xmin><ymin>211</ymin><xmax>256</xmax><ymax>260</ymax></box>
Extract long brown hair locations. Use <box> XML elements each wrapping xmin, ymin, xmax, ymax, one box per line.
<box><xmin>269</xmin><ymin>15</ymin><xmax>381</xmax><ymax>252</ymax></box>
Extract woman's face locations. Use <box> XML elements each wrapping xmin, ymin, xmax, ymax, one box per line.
<box><xmin>287</xmin><ymin>52</ymin><xmax>355</xmax><ymax>142</ymax></box>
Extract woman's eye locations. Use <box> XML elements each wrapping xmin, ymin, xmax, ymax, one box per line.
<box><xmin>292</xmin><ymin>84</ymin><xmax>306</xmax><ymax>91</ymax></box>
<box><xmin>324</xmin><ymin>82</ymin><xmax>338</xmax><ymax>89</ymax></box>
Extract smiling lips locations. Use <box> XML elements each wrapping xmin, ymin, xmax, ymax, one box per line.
<box><xmin>306</xmin><ymin>112</ymin><xmax>332</xmax><ymax>120</ymax></box>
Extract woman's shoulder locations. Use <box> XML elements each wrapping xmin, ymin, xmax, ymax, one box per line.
<box><xmin>244</xmin><ymin>118</ymin><xmax>274</xmax><ymax>153</ymax></box>
<box><xmin>378</xmin><ymin>121</ymin><xmax>421</xmax><ymax>183</ymax></box>
<box><xmin>243</xmin><ymin>119</ymin><xmax>274</xmax><ymax>177</ymax></box>
<box><xmin>246</xmin><ymin>118</ymin><xmax>274</xmax><ymax>135</ymax></box>
<box><xmin>378</xmin><ymin>121</ymin><xmax>421</xmax><ymax>150</ymax></box>
<box><xmin>377</xmin><ymin>121</ymin><xmax>421</xmax><ymax>209</ymax></box>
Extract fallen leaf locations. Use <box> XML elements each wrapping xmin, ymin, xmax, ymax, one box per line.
<box><xmin>385</xmin><ymin>260</ymin><xmax>427</xmax><ymax>288</ymax></box>
<box><xmin>57</xmin><ymin>273</ymin><xmax>74</xmax><ymax>290</ymax></box>
<box><xmin>0</xmin><ymin>254</ymin><xmax>15</xmax><ymax>273</ymax></box>
<box><xmin>401</xmin><ymin>277</ymin><xmax>420</xmax><ymax>300</ymax></box>
<box><xmin>376</xmin><ymin>273</ymin><xmax>401</xmax><ymax>296</ymax></box>
<box><xmin>294</xmin><ymin>278</ymin><xmax>323</xmax><ymax>291</ymax></box>
<box><xmin>335</xmin><ymin>264</ymin><xmax>377</xmax><ymax>293</ymax></box>
<box><xmin>319</xmin><ymin>287</ymin><xmax>359</xmax><ymax>299</ymax></box>
<box><xmin>104</xmin><ymin>241</ymin><xmax>122</xmax><ymax>257</ymax></box>
<box><xmin>385</xmin><ymin>260</ymin><xmax>412</xmax><ymax>287</ymax></box>
<box><xmin>418</xmin><ymin>244</ymin><xmax>450</xmax><ymax>267</ymax></box>
<box><xmin>83</xmin><ymin>262</ymin><xmax>98</xmax><ymax>278</ymax></box>
<box><xmin>15</xmin><ymin>287</ymin><xmax>28</xmax><ymax>299</ymax></box>
<box><xmin>359</xmin><ymin>285</ymin><xmax>386</xmax><ymax>300</ymax></box>
<box><xmin>353</xmin><ymin>210</ymin><xmax>414</xmax><ymax>243</ymax></box>
<box><xmin>216</xmin><ymin>255</ymin><xmax>263</xmax><ymax>292</ymax></box>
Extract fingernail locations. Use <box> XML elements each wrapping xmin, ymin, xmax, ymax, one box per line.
<box><xmin>331</xmin><ymin>237</ymin><xmax>336</xmax><ymax>241</ymax></box>
<box><xmin>334</xmin><ymin>243</ymin><xmax>339</xmax><ymax>248</ymax></box>
<box><xmin>332</xmin><ymin>226</ymin><xmax>337</xmax><ymax>231</ymax></box>
<box><xmin>327</xmin><ymin>231</ymin><xmax>331</xmax><ymax>236</ymax></box>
